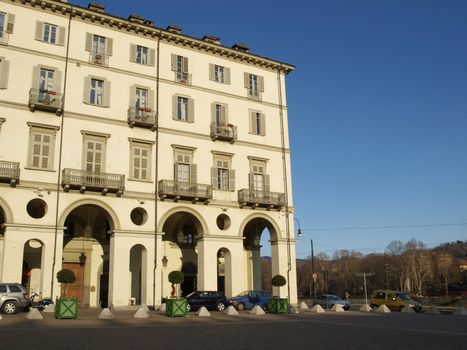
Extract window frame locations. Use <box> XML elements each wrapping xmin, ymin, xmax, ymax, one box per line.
<box><xmin>26</xmin><ymin>123</ymin><xmax>59</xmax><ymax>171</ymax></box>
<box><xmin>129</xmin><ymin>139</ymin><xmax>154</xmax><ymax>182</ymax></box>
<box><xmin>43</xmin><ymin>23</ymin><xmax>57</xmax><ymax>44</ymax></box>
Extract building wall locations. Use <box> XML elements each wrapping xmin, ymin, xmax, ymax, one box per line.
<box><xmin>0</xmin><ymin>0</ymin><xmax>298</xmax><ymax>306</ymax></box>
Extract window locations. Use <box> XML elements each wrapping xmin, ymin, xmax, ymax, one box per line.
<box><xmin>35</xmin><ymin>22</ymin><xmax>65</xmax><ymax>45</ymax></box>
<box><xmin>43</xmin><ymin>23</ymin><xmax>57</xmax><ymax>44</ymax></box>
<box><xmin>244</xmin><ymin>73</ymin><xmax>264</xmax><ymax>100</ymax></box>
<box><xmin>211</xmin><ymin>154</ymin><xmax>235</xmax><ymax>191</ymax></box>
<box><xmin>85</xmin><ymin>33</ymin><xmax>113</xmax><ymax>65</ymax></box>
<box><xmin>84</xmin><ymin>77</ymin><xmax>110</xmax><ymax>107</ymax></box>
<box><xmin>27</xmin><ymin>123</ymin><xmax>59</xmax><ymax>170</ymax></box>
<box><xmin>135</xmin><ymin>88</ymin><xmax>148</xmax><ymax>116</ymax></box>
<box><xmin>38</xmin><ymin>68</ymin><xmax>55</xmax><ymax>101</ymax></box>
<box><xmin>173</xmin><ymin>95</ymin><xmax>194</xmax><ymax>122</ymax></box>
<box><xmin>249</xmin><ymin>110</ymin><xmax>266</xmax><ymax>136</ymax></box>
<box><xmin>137</xmin><ymin>45</ymin><xmax>148</xmax><ymax>65</ymax></box>
<box><xmin>173</xmin><ymin>146</ymin><xmax>196</xmax><ymax>185</ymax></box>
<box><xmin>209</xmin><ymin>64</ymin><xmax>230</xmax><ymax>84</ymax></box>
<box><xmin>171</xmin><ymin>54</ymin><xmax>189</xmax><ymax>83</ymax></box>
<box><xmin>90</xmin><ymin>79</ymin><xmax>103</xmax><ymax>106</ymax></box>
<box><xmin>0</xmin><ymin>12</ymin><xmax>14</xmax><ymax>40</ymax></box>
<box><xmin>81</xmin><ymin>132</ymin><xmax>109</xmax><ymax>173</ymax></box>
<box><xmin>129</xmin><ymin>140</ymin><xmax>153</xmax><ymax>181</ymax></box>
<box><xmin>92</xmin><ymin>34</ymin><xmax>106</xmax><ymax>55</ymax></box>
<box><xmin>0</xmin><ymin>57</ymin><xmax>9</xmax><ymax>89</ymax></box>
<box><xmin>130</xmin><ymin>44</ymin><xmax>155</xmax><ymax>66</ymax></box>
<box><xmin>249</xmin><ymin>158</ymin><xmax>269</xmax><ymax>193</ymax></box>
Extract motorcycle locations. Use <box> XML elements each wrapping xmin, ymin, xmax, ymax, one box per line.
<box><xmin>27</xmin><ymin>292</ymin><xmax>54</xmax><ymax>311</ymax></box>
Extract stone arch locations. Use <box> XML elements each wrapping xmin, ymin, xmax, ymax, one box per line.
<box><xmin>59</xmin><ymin>198</ymin><xmax>120</xmax><ymax>232</ymax></box>
<box><xmin>0</xmin><ymin>196</ymin><xmax>14</xmax><ymax>224</ymax></box>
<box><xmin>157</xmin><ymin>206</ymin><xmax>208</xmax><ymax>236</ymax></box>
<box><xmin>22</xmin><ymin>239</ymin><xmax>45</xmax><ymax>294</ymax></box>
<box><xmin>237</xmin><ymin>213</ymin><xmax>281</xmax><ymax>242</ymax></box>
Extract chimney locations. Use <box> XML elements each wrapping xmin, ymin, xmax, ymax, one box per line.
<box><xmin>202</xmin><ymin>35</ymin><xmax>221</xmax><ymax>45</ymax></box>
<box><xmin>144</xmin><ymin>19</ymin><xmax>154</xmax><ymax>27</ymax></box>
<box><xmin>128</xmin><ymin>15</ymin><xmax>144</xmax><ymax>24</ymax></box>
<box><xmin>87</xmin><ymin>3</ymin><xmax>105</xmax><ymax>13</ymax></box>
<box><xmin>232</xmin><ymin>43</ymin><xmax>249</xmax><ymax>53</ymax></box>
<box><xmin>167</xmin><ymin>25</ymin><xmax>182</xmax><ymax>34</ymax></box>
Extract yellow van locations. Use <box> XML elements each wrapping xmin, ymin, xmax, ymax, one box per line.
<box><xmin>370</xmin><ymin>290</ymin><xmax>422</xmax><ymax>312</ymax></box>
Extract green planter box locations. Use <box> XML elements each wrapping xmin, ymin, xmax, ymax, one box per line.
<box><xmin>166</xmin><ymin>298</ymin><xmax>187</xmax><ymax>317</ymax></box>
<box><xmin>55</xmin><ymin>298</ymin><xmax>78</xmax><ymax>319</ymax></box>
<box><xmin>268</xmin><ymin>298</ymin><xmax>289</xmax><ymax>314</ymax></box>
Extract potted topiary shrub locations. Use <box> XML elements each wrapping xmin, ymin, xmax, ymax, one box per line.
<box><xmin>268</xmin><ymin>274</ymin><xmax>288</xmax><ymax>314</ymax></box>
<box><xmin>55</xmin><ymin>268</ymin><xmax>78</xmax><ymax>319</ymax></box>
<box><xmin>165</xmin><ymin>270</ymin><xmax>187</xmax><ymax>317</ymax></box>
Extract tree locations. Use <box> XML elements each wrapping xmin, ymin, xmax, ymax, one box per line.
<box><xmin>405</xmin><ymin>239</ymin><xmax>432</xmax><ymax>296</ymax></box>
<box><xmin>56</xmin><ymin>268</ymin><xmax>76</xmax><ymax>298</ymax></box>
<box><xmin>168</xmin><ymin>271</ymin><xmax>184</xmax><ymax>298</ymax></box>
<box><xmin>435</xmin><ymin>251</ymin><xmax>454</xmax><ymax>296</ymax></box>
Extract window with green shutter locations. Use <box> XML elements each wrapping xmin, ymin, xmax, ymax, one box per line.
<box><xmin>27</xmin><ymin>124</ymin><xmax>59</xmax><ymax>170</ymax></box>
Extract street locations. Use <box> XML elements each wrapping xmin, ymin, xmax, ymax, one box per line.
<box><xmin>1</xmin><ymin>309</ymin><xmax>466</xmax><ymax>350</ymax></box>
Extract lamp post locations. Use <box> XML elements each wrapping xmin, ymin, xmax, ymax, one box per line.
<box><xmin>295</xmin><ymin>219</ymin><xmax>316</xmax><ymax>298</ymax></box>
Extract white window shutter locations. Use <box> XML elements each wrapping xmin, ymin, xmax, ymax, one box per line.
<box><xmin>171</xmin><ymin>54</ymin><xmax>176</xmax><ymax>71</ymax></box>
<box><xmin>54</xmin><ymin>70</ymin><xmax>62</xmax><ymax>94</ymax></box>
<box><xmin>188</xmin><ymin>98</ymin><xmax>194</xmax><ymax>122</ymax></box>
<box><xmin>264</xmin><ymin>174</ymin><xmax>270</xmax><ymax>192</ymax></box>
<box><xmin>103</xmin><ymin>80</ymin><xmax>111</xmax><ymax>107</ymax></box>
<box><xmin>248</xmin><ymin>172</ymin><xmax>255</xmax><ymax>191</ymax></box>
<box><xmin>0</xmin><ymin>60</ymin><xmax>9</xmax><ymax>89</ymax></box>
<box><xmin>211</xmin><ymin>103</ymin><xmax>216</xmax><ymax>122</ymax></box>
<box><xmin>221</xmin><ymin>105</ymin><xmax>228</xmax><ymax>124</ymax></box>
<box><xmin>31</xmin><ymin>66</ymin><xmax>40</xmax><ymax>90</ymax></box>
<box><xmin>182</xmin><ymin>57</ymin><xmax>189</xmax><ymax>73</ymax></box>
<box><xmin>258</xmin><ymin>76</ymin><xmax>265</xmax><ymax>92</ymax></box>
<box><xmin>85</xmin><ymin>33</ymin><xmax>92</xmax><ymax>51</ymax></box>
<box><xmin>229</xmin><ymin>169</ymin><xmax>235</xmax><ymax>191</ymax></box>
<box><xmin>148</xmin><ymin>88</ymin><xmax>155</xmax><ymax>111</ymax></box>
<box><xmin>35</xmin><ymin>21</ymin><xmax>44</xmax><ymax>41</ymax></box>
<box><xmin>225</xmin><ymin>67</ymin><xmax>231</xmax><ymax>84</ymax></box>
<box><xmin>260</xmin><ymin>113</ymin><xmax>266</xmax><ymax>136</ymax></box>
<box><xmin>209</xmin><ymin>64</ymin><xmax>215</xmax><ymax>81</ymax></box>
<box><xmin>129</xmin><ymin>85</ymin><xmax>136</xmax><ymax>108</ymax></box>
<box><xmin>249</xmin><ymin>111</ymin><xmax>255</xmax><ymax>134</ymax></box>
<box><xmin>105</xmin><ymin>38</ymin><xmax>113</xmax><ymax>56</ymax></box>
<box><xmin>6</xmin><ymin>13</ymin><xmax>15</xmax><ymax>33</ymax></box>
<box><xmin>172</xmin><ymin>95</ymin><xmax>177</xmax><ymax>120</ymax></box>
<box><xmin>211</xmin><ymin>167</ymin><xmax>217</xmax><ymax>188</ymax></box>
<box><xmin>129</xmin><ymin>44</ymin><xmax>136</xmax><ymax>62</ymax></box>
<box><xmin>190</xmin><ymin>164</ymin><xmax>197</xmax><ymax>184</ymax></box>
<box><xmin>244</xmin><ymin>73</ymin><xmax>249</xmax><ymax>88</ymax></box>
<box><xmin>83</xmin><ymin>76</ymin><xmax>91</xmax><ymax>104</ymax></box>
<box><xmin>148</xmin><ymin>49</ymin><xmax>155</xmax><ymax>66</ymax></box>
<box><xmin>58</xmin><ymin>27</ymin><xmax>66</xmax><ymax>46</ymax></box>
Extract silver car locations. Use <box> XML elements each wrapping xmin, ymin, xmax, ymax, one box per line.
<box><xmin>313</xmin><ymin>294</ymin><xmax>351</xmax><ymax>310</ymax></box>
<box><xmin>0</xmin><ymin>283</ymin><xmax>28</xmax><ymax>314</ymax></box>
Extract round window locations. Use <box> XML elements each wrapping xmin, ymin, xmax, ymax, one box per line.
<box><xmin>216</xmin><ymin>214</ymin><xmax>231</xmax><ymax>231</ymax></box>
<box><xmin>26</xmin><ymin>199</ymin><xmax>47</xmax><ymax>219</ymax></box>
<box><xmin>131</xmin><ymin>207</ymin><xmax>148</xmax><ymax>226</ymax></box>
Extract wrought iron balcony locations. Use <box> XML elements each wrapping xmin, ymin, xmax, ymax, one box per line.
<box><xmin>158</xmin><ymin>180</ymin><xmax>212</xmax><ymax>204</ymax></box>
<box><xmin>28</xmin><ymin>89</ymin><xmax>63</xmax><ymax>115</ymax></box>
<box><xmin>0</xmin><ymin>160</ymin><xmax>20</xmax><ymax>187</ymax></box>
<box><xmin>175</xmin><ymin>72</ymin><xmax>192</xmax><ymax>85</ymax></box>
<box><xmin>62</xmin><ymin>168</ymin><xmax>125</xmax><ymax>196</ymax></box>
<box><xmin>238</xmin><ymin>189</ymin><xmax>285</xmax><ymax>210</ymax></box>
<box><xmin>89</xmin><ymin>52</ymin><xmax>109</xmax><ymax>66</ymax></box>
<box><xmin>210</xmin><ymin>122</ymin><xmax>237</xmax><ymax>143</ymax></box>
<box><xmin>0</xmin><ymin>31</ymin><xmax>9</xmax><ymax>45</ymax></box>
<box><xmin>127</xmin><ymin>107</ymin><xmax>156</xmax><ymax>131</ymax></box>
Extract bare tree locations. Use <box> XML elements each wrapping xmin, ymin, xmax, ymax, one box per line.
<box><xmin>405</xmin><ymin>239</ymin><xmax>432</xmax><ymax>296</ymax></box>
<box><xmin>434</xmin><ymin>251</ymin><xmax>453</xmax><ymax>296</ymax></box>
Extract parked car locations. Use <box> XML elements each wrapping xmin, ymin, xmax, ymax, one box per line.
<box><xmin>370</xmin><ymin>289</ymin><xmax>422</xmax><ymax>312</ymax></box>
<box><xmin>228</xmin><ymin>290</ymin><xmax>271</xmax><ymax>310</ymax></box>
<box><xmin>313</xmin><ymin>294</ymin><xmax>350</xmax><ymax>310</ymax></box>
<box><xmin>0</xmin><ymin>283</ymin><xmax>29</xmax><ymax>314</ymax></box>
<box><xmin>186</xmin><ymin>291</ymin><xmax>229</xmax><ymax>312</ymax></box>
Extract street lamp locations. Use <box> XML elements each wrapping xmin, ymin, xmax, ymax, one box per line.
<box><xmin>295</xmin><ymin>218</ymin><xmax>316</xmax><ymax>298</ymax></box>
<box><xmin>294</xmin><ymin>217</ymin><xmax>302</xmax><ymax>238</ymax></box>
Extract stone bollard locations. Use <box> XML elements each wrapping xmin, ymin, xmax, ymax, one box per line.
<box><xmin>401</xmin><ymin>306</ymin><xmax>415</xmax><ymax>313</ymax></box>
<box><xmin>25</xmin><ymin>308</ymin><xmax>43</xmax><ymax>320</ymax></box>
<box><xmin>249</xmin><ymin>305</ymin><xmax>265</xmax><ymax>315</ymax></box>
<box><xmin>98</xmin><ymin>308</ymin><xmax>114</xmax><ymax>319</ymax></box>
<box><xmin>359</xmin><ymin>304</ymin><xmax>372</xmax><ymax>312</ymax></box>
<box><xmin>330</xmin><ymin>304</ymin><xmax>345</xmax><ymax>312</ymax></box>
<box><xmin>43</xmin><ymin>304</ymin><xmax>55</xmax><ymax>313</ymax></box>
<box><xmin>376</xmin><ymin>305</ymin><xmax>391</xmax><ymax>313</ymax></box>
<box><xmin>196</xmin><ymin>306</ymin><xmax>211</xmax><ymax>317</ymax></box>
<box><xmin>225</xmin><ymin>306</ymin><xmax>239</xmax><ymax>316</ymax></box>
<box><xmin>134</xmin><ymin>307</ymin><xmax>149</xmax><ymax>318</ymax></box>
<box><xmin>309</xmin><ymin>305</ymin><xmax>325</xmax><ymax>313</ymax></box>
<box><xmin>299</xmin><ymin>302</ymin><xmax>309</xmax><ymax>310</ymax></box>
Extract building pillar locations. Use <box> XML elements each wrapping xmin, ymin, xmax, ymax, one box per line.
<box><xmin>251</xmin><ymin>246</ymin><xmax>262</xmax><ymax>291</ymax></box>
<box><xmin>196</xmin><ymin>237</ymin><xmax>218</xmax><ymax>291</ymax></box>
<box><xmin>153</xmin><ymin>232</ymin><xmax>163</xmax><ymax>306</ymax></box>
<box><xmin>0</xmin><ymin>227</ymin><xmax>24</xmax><ymax>283</ymax></box>
<box><xmin>272</xmin><ymin>239</ymin><xmax>298</xmax><ymax>304</ymax></box>
<box><xmin>108</xmin><ymin>231</ymin><xmax>130</xmax><ymax>307</ymax></box>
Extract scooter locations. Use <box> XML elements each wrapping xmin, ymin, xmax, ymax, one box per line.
<box><xmin>27</xmin><ymin>292</ymin><xmax>54</xmax><ymax>311</ymax></box>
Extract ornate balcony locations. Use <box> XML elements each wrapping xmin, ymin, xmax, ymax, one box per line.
<box><xmin>89</xmin><ymin>52</ymin><xmax>109</xmax><ymax>66</ymax></box>
<box><xmin>158</xmin><ymin>180</ymin><xmax>212</xmax><ymax>204</ymax></box>
<box><xmin>238</xmin><ymin>189</ymin><xmax>285</xmax><ymax>210</ymax></box>
<box><xmin>28</xmin><ymin>89</ymin><xmax>63</xmax><ymax>115</ymax></box>
<box><xmin>62</xmin><ymin>168</ymin><xmax>125</xmax><ymax>196</ymax></box>
<box><xmin>0</xmin><ymin>160</ymin><xmax>20</xmax><ymax>187</ymax></box>
<box><xmin>127</xmin><ymin>107</ymin><xmax>156</xmax><ymax>131</ymax></box>
<box><xmin>210</xmin><ymin>122</ymin><xmax>237</xmax><ymax>143</ymax></box>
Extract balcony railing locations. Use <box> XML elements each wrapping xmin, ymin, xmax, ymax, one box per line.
<box><xmin>0</xmin><ymin>160</ymin><xmax>20</xmax><ymax>187</ymax></box>
<box><xmin>175</xmin><ymin>71</ymin><xmax>192</xmax><ymax>85</ymax></box>
<box><xmin>62</xmin><ymin>168</ymin><xmax>125</xmax><ymax>196</ymax></box>
<box><xmin>28</xmin><ymin>89</ymin><xmax>63</xmax><ymax>115</ymax></box>
<box><xmin>238</xmin><ymin>189</ymin><xmax>285</xmax><ymax>209</ymax></box>
<box><xmin>89</xmin><ymin>52</ymin><xmax>109</xmax><ymax>66</ymax></box>
<box><xmin>127</xmin><ymin>106</ymin><xmax>156</xmax><ymax>131</ymax></box>
<box><xmin>158</xmin><ymin>180</ymin><xmax>212</xmax><ymax>204</ymax></box>
<box><xmin>0</xmin><ymin>31</ymin><xmax>9</xmax><ymax>45</ymax></box>
<box><xmin>210</xmin><ymin>122</ymin><xmax>237</xmax><ymax>143</ymax></box>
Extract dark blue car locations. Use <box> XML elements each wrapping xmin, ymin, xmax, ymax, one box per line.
<box><xmin>228</xmin><ymin>290</ymin><xmax>271</xmax><ymax>310</ymax></box>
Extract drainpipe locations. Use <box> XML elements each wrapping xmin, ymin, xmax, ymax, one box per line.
<box><xmin>152</xmin><ymin>29</ymin><xmax>162</xmax><ymax>309</ymax></box>
<box><xmin>51</xmin><ymin>4</ymin><xmax>73</xmax><ymax>299</ymax></box>
<box><xmin>277</xmin><ymin>65</ymin><xmax>292</xmax><ymax>304</ymax></box>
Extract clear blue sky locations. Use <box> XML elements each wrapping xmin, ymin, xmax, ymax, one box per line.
<box><xmin>72</xmin><ymin>0</ymin><xmax>467</xmax><ymax>258</ymax></box>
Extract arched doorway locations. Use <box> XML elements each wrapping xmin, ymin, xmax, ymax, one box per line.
<box><xmin>22</xmin><ymin>239</ymin><xmax>44</xmax><ymax>294</ymax></box>
<box><xmin>217</xmin><ymin>248</ymin><xmax>232</xmax><ymax>296</ymax></box>
<box><xmin>161</xmin><ymin>211</ymin><xmax>204</xmax><ymax>297</ymax></box>
<box><xmin>242</xmin><ymin>217</ymin><xmax>279</xmax><ymax>293</ymax></box>
<box><xmin>62</xmin><ymin>204</ymin><xmax>113</xmax><ymax>307</ymax></box>
<box><xmin>129</xmin><ymin>244</ymin><xmax>147</xmax><ymax>305</ymax></box>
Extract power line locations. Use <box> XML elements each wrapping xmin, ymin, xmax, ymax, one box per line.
<box><xmin>300</xmin><ymin>222</ymin><xmax>467</xmax><ymax>232</ymax></box>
